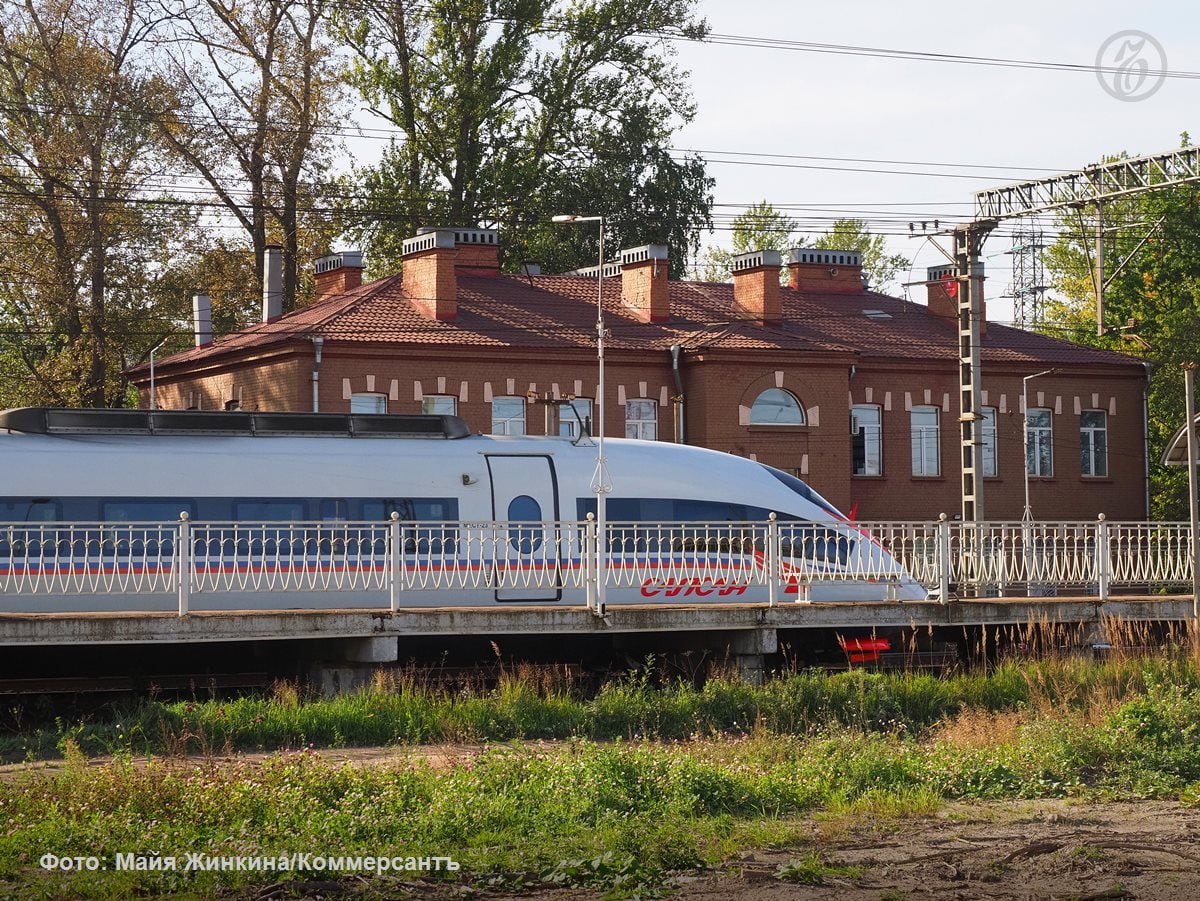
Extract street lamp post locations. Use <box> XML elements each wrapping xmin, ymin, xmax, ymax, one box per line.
<box><xmin>148</xmin><ymin>337</ymin><xmax>169</xmax><ymax>411</ymax></box>
<box><xmin>552</xmin><ymin>214</ymin><xmax>611</xmax><ymax>616</ymax></box>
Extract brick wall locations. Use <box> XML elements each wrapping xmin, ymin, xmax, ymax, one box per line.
<box><xmin>140</xmin><ymin>342</ymin><xmax>1147</xmax><ymax>522</ymax></box>
<box><xmin>847</xmin><ymin>365</ymin><xmax>1146</xmax><ymax>521</ymax></box>
<box><xmin>151</xmin><ymin>352</ymin><xmax>309</xmax><ymax>413</ymax></box>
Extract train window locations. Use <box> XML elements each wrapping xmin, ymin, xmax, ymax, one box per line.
<box><xmin>320</xmin><ymin>499</ymin><xmax>349</xmax><ymax>522</ymax></box>
<box><xmin>760</xmin><ymin>465</ymin><xmax>843</xmax><ymax>520</ymax></box>
<box><xmin>0</xmin><ymin>499</ymin><xmax>60</xmax><ymax>522</ymax></box>
<box><xmin>361</xmin><ymin>498</ymin><xmax>459</xmax><ymax>521</ymax></box>
<box><xmin>99</xmin><ymin>501</ymin><xmax>193</xmax><ymax>557</ymax></box>
<box><xmin>506</xmin><ymin>495</ymin><xmax>543</xmax><ymax>553</ymax></box>
<box><xmin>362</xmin><ymin>498</ymin><xmax>459</xmax><ymax>556</ymax></box>
<box><xmin>103</xmin><ymin>500</ymin><xmax>196</xmax><ymax>522</ymax></box>
<box><xmin>234</xmin><ymin>500</ymin><xmax>306</xmax><ymax>521</ymax></box>
<box><xmin>780</xmin><ymin>524</ymin><xmax>853</xmax><ymax>566</ymax></box>
<box><xmin>0</xmin><ymin>500</ymin><xmax>61</xmax><ymax>559</ymax></box>
<box><xmin>674</xmin><ymin>499</ymin><xmax>748</xmax><ymax>521</ymax></box>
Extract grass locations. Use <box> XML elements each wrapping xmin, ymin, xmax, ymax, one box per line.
<box><xmin>776</xmin><ymin>853</ymin><xmax>864</xmax><ymax>884</ymax></box>
<box><xmin>4</xmin><ymin>650</ymin><xmax>1200</xmax><ymax>762</ymax></box>
<box><xmin>2</xmin><ymin>654</ymin><xmax>1200</xmax><ymax>897</ymax></box>
<box><xmin>2</xmin><ymin>694</ymin><xmax>1200</xmax><ymax>896</ymax></box>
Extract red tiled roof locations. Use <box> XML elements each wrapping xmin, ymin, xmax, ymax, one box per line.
<box><xmin>133</xmin><ymin>271</ymin><xmax>1142</xmax><ymax>374</ymax></box>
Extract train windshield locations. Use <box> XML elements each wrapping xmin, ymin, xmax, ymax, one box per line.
<box><xmin>760</xmin><ymin>465</ymin><xmax>844</xmax><ymax>521</ymax></box>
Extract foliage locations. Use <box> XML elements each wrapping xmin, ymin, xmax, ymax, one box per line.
<box><xmin>6</xmin><ymin>681</ymin><xmax>1200</xmax><ymax>895</ymax></box>
<box><xmin>154</xmin><ymin>0</ymin><xmax>348</xmax><ymax>314</ymax></box>
<box><xmin>776</xmin><ymin>853</ymin><xmax>862</xmax><ymax>885</ymax></box>
<box><xmin>0</xmin><ymin>0</ymin><xmax>177</xmax><ymax>406</ymax></box>
<box><xmin>813</xmin><ymin>218</ymin><xmax>910</xmax><ymax>293</ymax></box>
<box><xmin>544</xmin><ymin>850</ymin><xmax>667</xmax><ymax>899</ymax></box>
<box><xmin>6</xmin><ymin>653</ymin><xmax>1200</xmax><ymax>762</ymax></box>
<box><xmin>699</xmin><ymin>205</ymin><xmax>909</xmax><ymax>291</ymax></box>
<box><xmin>1041</xmin><ymin>137</ymin><xmax>1200</xmax><ymax>518</ymax></box>
<box><xmin>337</xmin><ymin>0</ymin><xmax>714</xmax><ymax>277</ymax></box>
<box><xmin>700</xmin><ymin>201</ymin><xmax>800</xmax><ymax>282</ymax></box>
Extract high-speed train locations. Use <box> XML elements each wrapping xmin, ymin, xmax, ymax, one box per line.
<box><xmin>0</xmin><ymin>407</ymin><xmax>926</xmax><ymax>612</ymax></box>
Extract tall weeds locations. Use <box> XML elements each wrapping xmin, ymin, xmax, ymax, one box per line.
<box><xmin>2</xmin><ymin>639</ymin><xmax>1197</xmax><ymax>761</ymax></box>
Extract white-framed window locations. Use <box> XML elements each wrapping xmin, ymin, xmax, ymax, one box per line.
<box><xmin>1026</xmin><ymin>408</ymin><xmax>1053</xmax><ymax>477</ymax></box>
<box><xmin>559</xmin><ymin>398</ymin><xmax>592</xmax><ymax>438</ymax></box>
<box><xmin>981</xmin><ymin>407</ymin><xmax>998</xmax><ymax>478</ymax></box>
<box><xmin>422</xmin><ymin>394</ymin><xmax>457</xmax><ymax>415</ymax></box>
<box><xmin>851</xmin><ymin>404</ymin><xmax>882</xmax><ymax>476</ymax></box>
<box><xmin>910</xmin><ymin>406</ymin><xmax>940</xmax><ymax>476</ymax></box>
<box><xmin>350</xmin><ymin>392</ymin><xmax>387</xmax><ymax>414</ymax></box>
<box><xmin>491</xmin><ymin>397</ymin><xmax>525</xmax><ymax>435</ymax></box>
<box><xmin>625</xmin><ymin>398</ymin><xmax>657</xmax><ymax>440</ymax></box>
<box><xmin>1080</xmin><ymin>410</ymin><xmax>1108</xmax><ymax>477</ymax></box>
<box><xmin>749</xmin><ymin>387</ymin><xmax>805</xmax><ymax>425</ymax></box>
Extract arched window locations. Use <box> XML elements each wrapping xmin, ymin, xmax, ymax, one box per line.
<box><xmin>749</xmin><ymin>388</ymin><xmax>805</xmax><ymax>425</ymax></box>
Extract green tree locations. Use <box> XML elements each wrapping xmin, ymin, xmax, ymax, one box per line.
<box><xmin>338</xmin><ymin>0</ymin><xmax>713</xmax><ymax>277</ymax></box>
<box><xmin>155</xmin><ymin>0</ymin><xmax>346</xmax><ymax>314</ymax></box>
<box><xmin>813</xmin><ymin>218</ymin><xmax>909</xmax><ymax>293</ymax></box>
<box><xmin>1041</xmin><ymin>142</ymin><xmax>1200</xmax><ymax>518</ymax></box>
<box><xmin>699</xmin><ymin>201</ymin><xmax>800</xmax><ymax>282</ymax></box>
<box><xmin>0</xmin><ymin>0</ymin><xmax>177</xmax><ymax>406</ymax></box>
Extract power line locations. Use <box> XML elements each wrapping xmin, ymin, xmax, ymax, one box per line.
<box><xmin>671</xmin><ymin>30</ymin><xmax>1200</xmax><ymax>81</ymax></box>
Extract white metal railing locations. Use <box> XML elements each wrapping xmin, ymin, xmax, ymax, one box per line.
<box><xmin>603</xmin><ymin>521</ymin><xmax>769</xmax><ymax>593</ymax></box>
<box><xmin>0</xmin><ymin>521</ymin><xmax>178</xmax><ymax>595</ymax></box>
<box><xmin>0</xmin><ymin>515</ymin><xmax>1193</xmax><ymax>614</ymax></box>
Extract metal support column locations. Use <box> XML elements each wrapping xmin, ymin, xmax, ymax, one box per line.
<box><xmin>1095</xmin><ymin>200</ymin><xmax>1105</xmax><ymax>336</ymax></box>
<box><xmin>955</xmin><ymin>223</ymin><xmax>991</xmax><ymax>524</ymax></box>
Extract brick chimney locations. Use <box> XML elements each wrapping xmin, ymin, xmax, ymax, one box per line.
<box><xmin>785</xmin><ymin>248</ymin><xmax>865</xmax><ymax>294</ymax></box>
<box><xmin>619</xmin><ymin>244</ymin><xmax>669</xmax><ymax>322</ymax></box>
<box><xmin>314</xmin><ymin>251</ymin><xmax>364</xmax><ymax>301</ymax></box>
<box><xmin>731</xmin><ymin>249</ymin><xmax>782</xmax><ymax>324</ymax></box>
<box><xmin>402</xmin><ymin>229</ymin><xmax>458</xmax><ymax>321</ymax></box>
<box><xmin>401</xmin><ymin>227</ymin><xmax>502</xmax><ymax>321</ymax></box>
<box><xmin>926</xmin><ymin>264</ymin><xmax>986</xmax><ymax>336</ymax></box>
<box><xmin>452</xmin><ymin>228</ymin><xmax>500</xmax><ymax>275</ymax></box>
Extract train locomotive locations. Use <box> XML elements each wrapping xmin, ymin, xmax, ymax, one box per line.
<box><xmin>0</xmin><ymin>407</ymin><xmax>926</xmax><ymax>613</ymax></box>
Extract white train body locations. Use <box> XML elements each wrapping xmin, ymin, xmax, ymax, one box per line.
<box><xmin>0</xmin><ymin>409</ymin><xmax>926</xmax><ymax>612</ymax></box>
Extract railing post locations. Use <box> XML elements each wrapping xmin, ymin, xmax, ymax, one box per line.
<box><xmin>177</xmin><ymin>513</ymin><xmax>191</xmax><ymax>617</ymax></box>
<box><xmin>1096</xmin><ymin>514</ymin><xmax>1110</xmax><ymax>601</ymax></box>
<box><xmin>996</xmin><ymin>524</ymin><xmax>1008</xmax><ymax>596</ymax></box>
<box><xmin>388</xmin><ymin>512</ymin><xmax>402</xmax><ymax>613</ymax></box>
<box><xmin>936</xmin><ymin>513</ymin><xmax>951</xmax><ymax>604</ymax></box>
<box><xmin>584</xmin><ymin>513</ymin><xmax>598</xmax><ymax>613</ymax></box>
<box><xmin>767</xmin><ymin>513</ymin><xmax>779</xmax><ymax>607</ymax></box>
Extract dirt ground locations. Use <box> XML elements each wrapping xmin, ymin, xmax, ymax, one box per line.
<box><xmin>653</xmin><ymin>800</ymin><xmax>1200</xmax><ymax>901</ymax></box>
<box><xmin>6</xmin><ymin>749</ymin><xmax>1200</xmax><ymax>900</ymax></box>
<box><xmin>305</xmin><ymin>799</ymin><xmax>1200</xmax><ymax>901</ymax></box>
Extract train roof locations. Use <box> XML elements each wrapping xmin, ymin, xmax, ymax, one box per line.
<box><xmin>0</xmin><ymin>407</ymin><xmax>471</xmax><ymax>439</ymax></box>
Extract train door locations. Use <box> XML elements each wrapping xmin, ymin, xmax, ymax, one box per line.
<box><xmin>486</xmin><ymin>455</ymin><xmax>562</xmax><ymax>601</ymax></box>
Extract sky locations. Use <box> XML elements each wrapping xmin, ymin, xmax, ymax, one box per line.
<box><xmin>657</xmin><ymin>0</ymin><xmax>1198</xmax><ymax>322</ymax></box>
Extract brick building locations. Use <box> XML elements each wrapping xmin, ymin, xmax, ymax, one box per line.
<box><xmin>127</xmin><ymin>228</ymin><xmax>1150</xmax><ymax>521</ymax></box>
